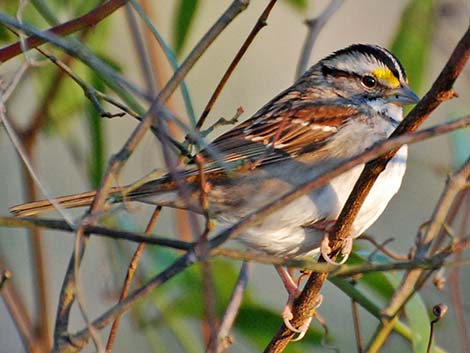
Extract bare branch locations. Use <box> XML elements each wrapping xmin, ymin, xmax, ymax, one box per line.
<box><xmin>296</xmin><ymin>0</ymin><xmax>344</xmax><ymax>78</ymax></box>
<box><xmin>0</xmin><ymin>0</ymin><xmax>129</xmax><ymax>63</ymax></box>
<box><xmin>105</xmin><ymin>206</ymin><xmax>162</xmax><ymax>352</ymax></box>
<box><xmin>216</xmin><ymin>262</ymin><xmax>251</xmax><ymax>353</ymax></box>
<box><xmin>196</xmin><ymin>0</ymin><xmax>278</xmax><ymax>129</ymax></box>
<box><xmin>264</xmin><ymin>23</ymin><xmax>470</xmax><ymax>352</ymax></box>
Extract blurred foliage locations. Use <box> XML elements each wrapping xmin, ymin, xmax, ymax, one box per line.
<box><xmin>173</xmin><ymin>0</ymin><xmax>199</xmax><ymax>57</ymax></box>
<box><xmin>347</xmin><ymin>252</ymin><xmax>436</xmax><ymax>353</ymax></box>
<box><xmin>391</xmin><ymin>0</ymin><xmax>437</xmax><ymax>94</ymax></box>
<box><xmin>387</xmin><ymin>273</ymin><xmax>430</xmax><ymax>353</ymax></box>
<box><xmin>0</xmin><ymin>0</ymin><xmax>460</xmax><ymax>352</ymax></box>
<box><xmin>284</xmin><ymin>0</ymin><xmax>308</xmax><ymax>11</ymax></box>
<box><xmin>171</xmin><ymin>0</ymin><xmax>307</xmax><ymax>57</ymax></box>
<box><xmin>140</xmin><ymin>247</ymin><xmax>324</xmax><ymax>351</ymax></box>
<box><xmin>86</xmin><ymin>71</ymin><xmax>106</xmax><ymax>188</ymax></box>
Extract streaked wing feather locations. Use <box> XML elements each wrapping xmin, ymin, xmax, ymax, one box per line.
<box><xmin>200</xmin><ymin>102</ymin><xmax>358</xmax><ymax>170</ymax></box>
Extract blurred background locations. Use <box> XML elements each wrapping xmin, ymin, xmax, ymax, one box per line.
<box><xmin>0</xmin><ymin>1</ymin><xmax>469</xmax><ymax>352</ymax></box>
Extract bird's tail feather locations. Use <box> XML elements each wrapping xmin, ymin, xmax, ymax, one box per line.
<box><xmin>9</xmin><ymin>189</ymin><xmax>119</xmax><ymax>217</ymax></box>
<box><xmin>9</xmin><ymin>176</ymin><xmax>194</xmax><ymax>217</ymax></box>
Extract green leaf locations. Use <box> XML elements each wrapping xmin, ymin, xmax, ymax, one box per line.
<box><xmin>173</xmin><ymin>0</ymin><xmax>199</xmax><ymax>57</ymax></box>
<box><xmin>391</xmin><ymin>0</ymin><xmax>437</xmax><ymax>93</ymax></box>
<box><xmin>86</xmin><ymin>71</ymin><xmax>106</xmax><ymax>188</ymax></box>
<box><xmin>283</xmin><ymin>0</ymin><xmax>308</xmax><ymax>11</ymax></box>
<box><xmin>386</xmin><ymin>273</ymin><xmax>430</xmax><ymax>353</ymax></box>
<box><xmin>236</xmin><ymin>304</ymin><xmax>323</xmax><ymax>351</ymax></box>
<box><xmin>347</xmin><ymin>252</ymin><xmax>396</xmax><ymax>300</ymax></box>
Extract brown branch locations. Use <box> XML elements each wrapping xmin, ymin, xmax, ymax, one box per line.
<box><xmin>359</xmin><ymin>235</ymin><xmax>408</xmax><ymax>261</ymax></box>
<box><xmin>123</xmin><ymin>4</ymin><xmax>158</xmax><ymax>96</ymax></box>
<box><xmin>105</xmin><ymin>206</ymin><xmax>162</xmax><ymax>352</ymax></box>
<box><xmin>0</xmin><ymin>216</ymin><xmax>192</xmax><ymax>250</ymax></box>
<box><xmin>0</xmin><ymin>0</ymin><xmax>129</xmax><ymax>63</ymax></box>
<box><xmin>1</xmin><ymin>114</ymin><xmax>468</xmax><ymax>352</ymax></box>
<box><xmin>216</xmin><ymin>262</ymin><xmax>251</xmax><ymax>353</ymax></box>
<box><xmin>196</xmin><ymin>0</ymin><xmax>278</xmax><ymax>129</ymax></box>
<box><xmin>20</xmin><ymin>162</ymin><xmax>51</xmax><ymax>351</ymax></box>
<box><xmin>0</xmin><ymin>266</ymin><xmax>39</xmax><ymax>353</ymax></box>
<box><xmin>195</xmin><ymin>155</ymin><xmax>219</xmax><ymax>353</ymax></box>
<box><xmin>264</xmin><ymin>23</ymin><xmax>470</xmax><ymax>352</ymax></box>
<box><xmin>351</xmin><ymin>296</ymin><xmax>363</xmax><ymax>353</ymax></box>
<box><xmin>364</xmin><ymin>160</ymin><xmax>470</xmax><ymax>353</ymax></box>
<box><xmin>50</xmin><ymin>2</ymin><xmax>249</xmax><ymax>351</ymax></box>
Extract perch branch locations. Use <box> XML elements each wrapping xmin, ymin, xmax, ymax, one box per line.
<box><xmin>264</xmin><ymin>23</ymin><xmax>470</xmax><ymax>352</ymax></box>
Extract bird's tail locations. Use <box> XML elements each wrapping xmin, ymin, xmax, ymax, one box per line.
<box><xmin>9</xmin><ymin>188</ymin><xmax>121</xmax><ymax>217</ymax></box>
<box><xmin>10</xmin><ymin>174</ymin><xmax>200</xmax><ymax>217</ymax></box>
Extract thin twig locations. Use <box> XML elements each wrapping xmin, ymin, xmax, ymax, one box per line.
<box><xmin>123</xmin><ymin>4</ymin><xmax>158</xmax><ymax>96</ymax></box>
<box><xmin>296</xmin><ymin>0</ymin><xmax>344</xmax><ymax>78</ymax></box>
<box><xmin>0</xmin><ymin>102</ymin><xmax>76</xmax><ymax>226</ymax></box>
<box><xmin>351</xmin><ymin>295</ymin><xmax>363</xmax><ymax>353</ymax></box>
<box><xmin>50</xmin><ymin>2</ymin><xmax>250</xmax><ymax>352</ymax></box>
<box><xmin>427</xmin><ymin>304</ymin><xmax>448</xmax><ymax>353</ymax></box>
<box><xmin>0</xmin><ymin>216</ymin><xmax>192</xmax><ymax>250</ymax></box>
<box><xmin>35</xmin><ymin>46</ymin><xmax>138</xmax><ymax>119</ymax></box>
<box><xmin>364</xmin><ymin>160</ymin><xmax>470</xmax><ymax>353</ymax></box>
<box><xmin>196</xmin><ymin>0</ymin><xmax>278</xmax><ymax>129</ymax></box>
<box><xmin>0</xmin><ymin>266</ymin><xmax>37</xmax><ymax>353</ymax></box>
<box><xmin>359</xmin><ymin>235</ymin><xmax>408</xmax><ymax>261</ymax></box>
<box><xmin>105</xmin><ymin>206</ymin><xmax>162</xmax><ymax>352</ymax></box>
<box><xmin>2</xmin><ymin>61</ymin><xmax>28</xmax><ymax>102</ymax></box>
<box><xmin>449</xmin><ymin>192</ymin><xmax>470</xmax><ymax>351</ymax></box>
<box><xmin>0</xmin><ymin>0</ymin><xmax>129</xmax><ymax>63</ymax></box>
<box><xmin>216</xmin><ymin>261</ymin><xmax>251</xmax><ymax>353</ymax></box>
<box><xmin>73</xmin><ymin>229</ymin><xmax>105</xmax><ymax>353</ymax></box>
<box><xmin>195</xmin><ymin>155</ymin><xmax>219</xmax><ymax>353</ymax></box>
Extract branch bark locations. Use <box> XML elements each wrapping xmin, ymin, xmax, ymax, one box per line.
<box><xmin>264</xmin><ymin>23</ymin><xmax>470</xmax><ymax>353</ymax></box>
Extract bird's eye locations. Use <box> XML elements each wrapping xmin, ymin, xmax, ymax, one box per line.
<box><xmin>361</xmin><ymin>75</ymin><xmax>377</xmax><ymax>88</ymax></box>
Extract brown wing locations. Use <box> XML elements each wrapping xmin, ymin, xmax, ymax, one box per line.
<box><xmin>10</xmin><ymin>95</ymin><xmax>359</xmax><ymax>216</ymax></box>
<box><xmin>200</xmin><ymin>100</ymin><xmax>359</xmax><ymax>170</ymax></box>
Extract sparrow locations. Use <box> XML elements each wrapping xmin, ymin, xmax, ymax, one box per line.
<box><xmin>10</xmin><ymin>44</ymin><xmax>419</xmax><ymax>337</ymax></box>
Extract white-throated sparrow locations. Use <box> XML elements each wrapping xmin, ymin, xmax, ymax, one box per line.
<box><xmin>11</xmin><ymin>44</ymin><xmax>419</xmax><ymax>334</ymax></box>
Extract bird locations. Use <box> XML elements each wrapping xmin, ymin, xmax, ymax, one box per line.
<box><xmin>10</xmin><ymin>44</ymin><xmax>419</xmax><ymax>337</ymax></box>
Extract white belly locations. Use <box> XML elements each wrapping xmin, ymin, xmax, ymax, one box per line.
<box><xmin>232</xmin><ymin>146</ymin><xmax>407</xmax><ymax>257</ymax></box>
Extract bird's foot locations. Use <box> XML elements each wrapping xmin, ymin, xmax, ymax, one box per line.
<box><xmin>275</xmin><ymin>266</ymin><xmax>322</xmax><ymax>341</ymax></box>
<box><xmin>320</xmin><ymin>233</ymin><xmax>353</xmax><ymax>265</ymax></box>
<box><xmin>282</xmin><ymin>294</ymin><xmax>323</xmax><ymax>341</ymax></box>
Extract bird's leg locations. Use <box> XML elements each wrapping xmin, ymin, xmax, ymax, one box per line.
<box><xmin>291</xmin><ymin>295</ymin><xmax>323</xmax><ymax>342</ymax></box>
<box><xmin>275</xmin><ymin>265</ymin><xmax>301</xmax><ymax>328</ymax></box>
<box><xmin>275</xmin><ymin>266</ymin><xmax>322</xmax><ymax>339</ymax></box>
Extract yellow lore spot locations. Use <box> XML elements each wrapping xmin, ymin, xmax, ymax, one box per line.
<box><xmin>372</xmin><ymin>68</ymin><xmax>400</xmax><ymax>87</ymax></box>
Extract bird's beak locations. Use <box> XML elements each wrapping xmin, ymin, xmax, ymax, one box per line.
<box><xmin>386</xmin><ymin>83</ymin><xmax>420</xmax><ymax>106</ymax></box>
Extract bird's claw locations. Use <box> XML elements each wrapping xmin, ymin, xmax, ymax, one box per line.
<box><xmin>282</xmin><ymin>293</ymin><xmax>323</xmax><ymax>341</ymax></box>
<box><xmin>320</xmin><ymin>234</ymin><xmax>353</xmax><ymax>265</ymax></box>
